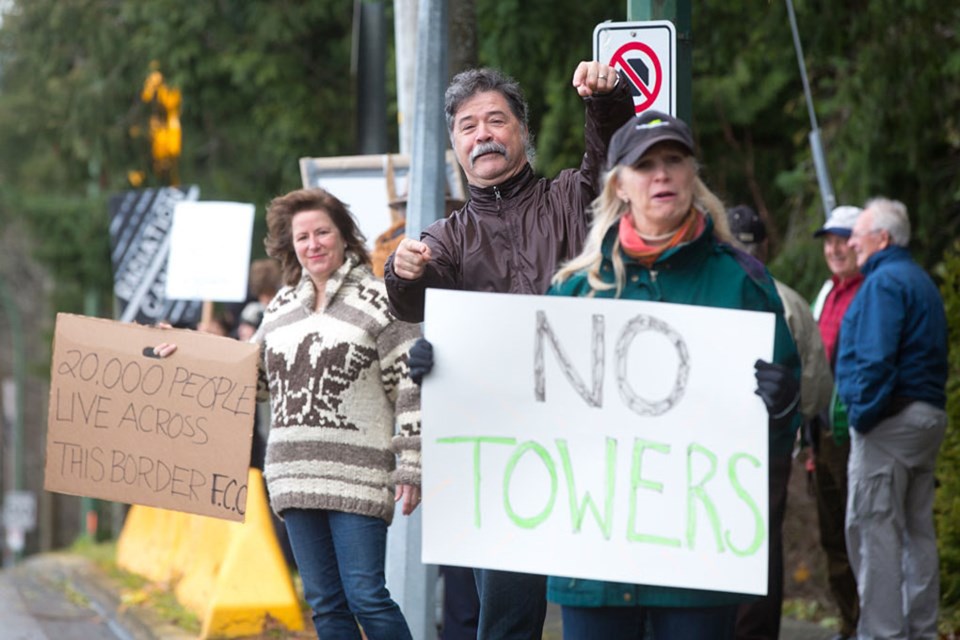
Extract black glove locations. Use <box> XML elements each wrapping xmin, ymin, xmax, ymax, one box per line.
<box><xmin>754</xmin><ymin>359</ymin><xmax>799</xmax><ymax>419</ymax></box>
<box><xmin>408</xmin><ymin>338</ymin><xmax>434</xmax><ymax>385</ymax></box>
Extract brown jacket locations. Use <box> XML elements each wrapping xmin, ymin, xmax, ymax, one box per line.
<box><xmin>384</xmin><ymin>80</ymin><xmax>634</xmax><ymax>322</ymax></box>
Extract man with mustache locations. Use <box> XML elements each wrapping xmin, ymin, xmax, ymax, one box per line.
<box><xmin>385</xmin><ymin>62</ymin><xmax>633</xmax><ymax>324</ymax></box>
<box><xmin>384</xmin><ymin>63</ymin><xmax>633</xmax><ymax>639</ymax></box>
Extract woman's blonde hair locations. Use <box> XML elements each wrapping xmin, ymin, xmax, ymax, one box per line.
<box><xmin>552</xmin><ymin>160</ymin><xmax>731</xmax><ymax>296</ymax></box>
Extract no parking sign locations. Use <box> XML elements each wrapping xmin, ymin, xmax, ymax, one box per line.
<box><xmin>594</xmin><ymin>21</ymin><xmax>676</xmax><ymax>116</ymax></box>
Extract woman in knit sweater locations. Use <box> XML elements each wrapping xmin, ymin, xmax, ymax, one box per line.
<box><xmin>156</xmin><ymin>188</ymin><xmax>422</xmax><ymax>640</ymax></box>
<box><xmin>261</xmin><ymin>187</ymin><xmax>423</xmax><ymax>640</ymax></box>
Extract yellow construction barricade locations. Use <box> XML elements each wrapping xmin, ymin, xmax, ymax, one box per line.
<box><xmin>117</xmin><ymin>467</ymin><xmax>303</xmax><ymax>638</ymax></box>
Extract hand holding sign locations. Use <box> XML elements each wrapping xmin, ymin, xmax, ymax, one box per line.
<box><xmin>753</xmin><ymin>359</ymin><xmax>800</xmax><ymax>425</ymax></box>
<box><xmin>408</xmin><ymin>338</ymin><xmax>434</xmax><ymax>385</ymax></box>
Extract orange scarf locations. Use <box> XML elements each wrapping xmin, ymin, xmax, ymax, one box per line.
<box><xmin>619</xmin><ymin>208</ymin><xmax>704</xmax><ymax>267</ymax></box>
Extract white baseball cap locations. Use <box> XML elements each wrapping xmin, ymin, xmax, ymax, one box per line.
<box><xmin>813</xmin><ymin>205</ymin><xmax>863</xmax><ymax>238</ymax></box>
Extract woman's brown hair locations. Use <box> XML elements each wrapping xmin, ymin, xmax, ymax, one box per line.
<box><xmin>264</xmin><ymin>188</ymin><xmax>371</xmax><ymax>286</ymax></box>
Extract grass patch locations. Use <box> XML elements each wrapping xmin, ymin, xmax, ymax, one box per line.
<box><xmin>69</xmin><ymin>539</ymin><xmax>201</xmax><ymax>634</ymax></box>
<box><xmin>781</xmin><ymin>597</ymin><xmax>836</xmax><ymax>628</ymax></box>
<box><xmin>940</xmin><ymin>604</ymin><xmax>960</xmax><ymax>638</ymax></box>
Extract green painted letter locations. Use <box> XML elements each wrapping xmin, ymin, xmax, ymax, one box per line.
<box><xmin>556</xmin><ymin>437</ymin><xmax>616</xmax><ymax>539</ymax></box>
<box><xmin>503</xmin><ymin>441</ymin><xmax>558</xmax><ymax>529</ymax></box>
<box><xmin>437</xmin><ymin>436</ymin><xmax>516</xmax><ymax>528</ymax></box>
<box><xmin>724</xmin><ymin>453</ymin><xmax>765</xmax><ymax>557</ymax></box>
<box><xmin>686</xmin><ymin>443</ymin><xmax>725</xmax><ymax>552</ymax></box>
<box><xmin>628</xmin><ymin>439</ymin><xmax>681</xmax><ymax>547</ymax></box>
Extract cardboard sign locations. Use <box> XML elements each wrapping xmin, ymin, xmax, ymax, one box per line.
<box><xmin>421</xmin><ymin>290</ymin><xmax>774</xmax><ymax>595</ymax></box>
<box><xmin>44</xmin><ymin>314</ymin><xmax>259</xmax><ymax>521</ymax></box>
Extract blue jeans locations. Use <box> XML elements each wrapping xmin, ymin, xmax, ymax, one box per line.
<box><xmin>561</xmin><ymin>604</ymin><xmax>738</xmax><ymax>640</ymax></box>
<box><xmin>474</xmin><ymin>568</ymin><xmax>546</xmax><ymax>639</ymax></box>
<box><xmin>284</xmin><ymin>509</ymin><xmax>412</xmax><ymax>640</ymax></box>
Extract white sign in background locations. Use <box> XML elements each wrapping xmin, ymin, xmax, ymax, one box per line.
<box><xmin>299</xmin><ymin>152</ymin><xmax>466</xmax><ymax>250</ymax></box>
<box><xmin>313</xmin><ymin>171</ymin><xmax>409</xmax><ymax>250</ymax></box>
<box><xmin>594</xmin><ymin>20</ymin><xmax>676</xmax><ymax>116</ymax></box>
<box><xmin>422</xmin><ymin>290</ymin><xmax>773</xmax><ymax>596</ymax></box>
<box><xmin>164</xmin><ymin>201</ymin><xmax>255</xmax><ymax>302</ymax></box>
<box><xmin>2</xmin><ymin>491</ymin><xmax>36</xmax><ymax>531</ymax></box>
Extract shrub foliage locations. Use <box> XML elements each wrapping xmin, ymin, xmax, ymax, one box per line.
<box><xmin>937</xmin><ymin>241</ymin><xmax>960</xmax><ymax>627</ymax></box>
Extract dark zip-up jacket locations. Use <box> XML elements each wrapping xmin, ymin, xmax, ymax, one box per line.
<box><xmin>384</xmin><ymin>81</ymin><xmax>634</xmax><ymax>322</ymax></box>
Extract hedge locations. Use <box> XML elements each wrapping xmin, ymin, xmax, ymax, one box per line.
<box><xmin>936</xmin><ymin>240</ymin><xmax>960</xmax><ymax>631</ymax></box>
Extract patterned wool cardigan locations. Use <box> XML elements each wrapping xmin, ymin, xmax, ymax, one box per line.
<box><xmin>254</xmin><ymin>253</ymin><xmax>422</xmax><ymax>524</ymax></box>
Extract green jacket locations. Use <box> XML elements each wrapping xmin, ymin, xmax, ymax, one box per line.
<box><xmin>546</xmin><ymin>217</ymin><xmax>800</xmax><ymax>609</ymax></box>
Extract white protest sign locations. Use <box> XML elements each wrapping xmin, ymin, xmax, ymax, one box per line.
<box><xmin>422</xmin><ymin>290</ymin><xmax>773</xmax><ymax>595</ymax></box>
<box><xmin>165</xmin><ymin>201</ymin><xmax>255</xmax><ymax>302</ymax></box>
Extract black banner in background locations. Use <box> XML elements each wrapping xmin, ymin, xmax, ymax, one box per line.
<box><xmin>108</xmin><ymin>186</ymin><xmax>202</xmax><ymax>326</ymax></box>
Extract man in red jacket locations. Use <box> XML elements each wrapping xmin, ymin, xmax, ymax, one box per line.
<box><xmin>810</xmin><ymin>205</ymin><xmax>864</xmax><ymax>640</ymax></box>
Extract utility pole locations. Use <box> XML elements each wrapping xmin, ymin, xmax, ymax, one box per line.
<box><xmin>403</xmin><ymin>0</ymin><xmax>448</xmax><ymax>239</ymax></box>
<box><xmin>627</xmin><ymin>0</ymin><xmax>692</xmax><ymax>124</ymax></box>
<box><xmin>355</xmin><ymin>0</ymin><xmax>388</xmax><ymax>154</ymax></box>
<box><xmin>384</xmin><ymin>2</ymin><xmax>445</xmax><ymax>639</ymax></box>
<box><xmin>394</xmin><ymin>0</ymin><xmax>418</xmax><ymax>155</ymax></box>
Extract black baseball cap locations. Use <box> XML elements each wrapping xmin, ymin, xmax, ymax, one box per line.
<box><xmin>727</xmin><ymin>205</ymin><xmax>767</xmax><ymax>245</ymax></box>
<box><xmin>607</xmin><ymin>110</ymin><xmax>695</xmax><ymax>169</ymax></box>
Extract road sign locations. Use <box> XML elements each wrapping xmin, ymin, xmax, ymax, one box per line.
<box><xmin>3</xmin><ymin>491</ymin><xmax>36</xmax><ymax>531</ymax></box>
<box><xmin>594</xmin><ymin>21</ymin><xmax>676</xmax><ymax>116</ymax></box>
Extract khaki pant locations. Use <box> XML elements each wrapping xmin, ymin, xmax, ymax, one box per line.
<box><xmin>846</xmin><ymin>401</ymin><xmax>947</xmax><ymax>640</ymax></box>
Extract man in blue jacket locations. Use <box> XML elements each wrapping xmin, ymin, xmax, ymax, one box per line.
<box><xmin>836</xmin><ymin>197</ymin><xmax>948</xmax><ymax>640</ymax></box>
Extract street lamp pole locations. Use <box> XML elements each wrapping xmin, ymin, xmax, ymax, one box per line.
<box><xmin>0</xmin><ymin>277</ymin><xmax>26</xmax><ymax>567</ymax></box>
<box><xmin>0</xmin><ymin>278</ymin><xmax>25</xmax><ymax>494</ymax></box>
<box><xmin>785</xmin><ymin>0</ymin><xmax>836</xmax><ymax>217</ymax></box>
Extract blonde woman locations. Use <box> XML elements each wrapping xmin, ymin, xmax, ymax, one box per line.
<box><xmin>546</xmin><ymin>112</ymin><xmax>801</xmax><ymax>640</ymax></box>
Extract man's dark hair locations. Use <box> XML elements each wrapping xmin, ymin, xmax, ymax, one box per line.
<box><xmin>444</xmin><ymin>68</ymin><xmax>529</xmax><ymax>135</ymax></box>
